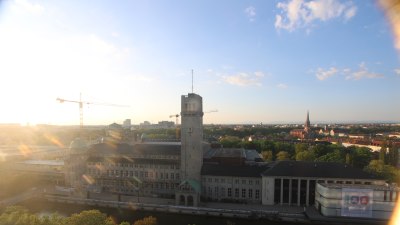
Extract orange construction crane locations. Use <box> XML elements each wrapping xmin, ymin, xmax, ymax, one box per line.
<box><xmin>57</xmin><ymin>93</ymin><xmax>128</xmax><ymax>128</ymax></box>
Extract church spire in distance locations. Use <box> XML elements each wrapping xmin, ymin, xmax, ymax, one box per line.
<box><xmin>304</xmin><ymin>110</ymin><xmax>311</xmax><ymax>132</ymax></box>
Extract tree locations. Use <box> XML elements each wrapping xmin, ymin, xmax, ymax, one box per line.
<box><xmin>119</xmin><ymin>222</ymin><xmax>131</xmax><ymax>225</ymax></box>
<box><xmin>133</xmin><ymin>216</ymin><xmax>157</xmax><ymax>225</ymax></box>
<box><xmin>364</xmin><ymin>160</ymin><xmax>400</xmax><ymax>184</ymax></box>
<box><xmin>315</xmin><ymin>149</ymin><xmax>344</xmax><ymax>163</ymax></box>
<box><xmin>276</xmin><ymin>151</ymin><xmax>290</xmax><ymax>161</ymax></box>
<box><xmin>0</xmin><ymin>206</ymin><xmax>64</xmax><ymax>225</ymax></box>
<box><xmin>352</xmin><ymin>147</ymin><xmax>373</xmax><ymax>169</ymax></box>
<box><xmin>295</xmin><ymin>150</ymin><xmax>315</xmax><ymax>161</ymax></box>
<box><xmin>241</xmin><ymin>140</ymin><xmax>263</xmax><ymax>152</ymax></box>
<box><xmin>261</xmin><ymin>140</ymin><xmax>276</xmax><ymax>153</ymax></box>
<box><xmin>0</xmin><ymin>206</ymin><xmax>40</xmax><ymax>225</ymax></box>
<box><xmin>379</xmin><ymin>147</ymin><xmax>387</xmax><ymax>163</ymax></box>
<box><xmin>219</xmin><ymin>136</ymin><xmax>241</xmax><ymax>148</ymax></box>
<box><xmin>275</xmin><ymin>142</ymin><xmax>295</xmax><ymax>156</ymax></box>
<box><xmin>64</xmin><ymin>210</ymin><xmax>116</xmax><ymax>225</ymax></box>
<box><xmin>387</xmin><ymin>145</ymin><xmax>399</xmax><ymax>167</ymax></box>
<box><xmin>311</xmin><ymin>144</ymin><xmax>332</xmax><ymax>158</ymax></box>
<box><xmin>261</xmin><ymin>150</ymin><xmax>273</xmax><ymax>161</ymax></box>
<box><xmin>294</xmin><ymin>143</ymin><xmax>308</xmax><ymax>154</ymax></box>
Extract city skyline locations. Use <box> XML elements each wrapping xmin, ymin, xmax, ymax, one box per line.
<box><xmin>0</xmin><ymin>0</ymin><xmax>399</xmax><ymax>125</ymax></box>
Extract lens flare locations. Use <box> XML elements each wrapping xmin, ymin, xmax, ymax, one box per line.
<box><xmin>389</xmin><ymin>191</ymin><xmax>400</xmax><ymax>225</ymax></box>
<box><xmin>18</xmin><ymin>144</ymin><xmax>32</xmax><ymax>157</ymax></box>
<box><xmin>43</xmin><ymin>133</ymin><xmax>65</xmax><ymax>148</ymax></box>
<box><xmin>82</xmin><ymin>174</ymin><xmax>95</xmax><ymax>185</ymax></box>
<box><xmin>95</xmin><ymin>164</ymin><xmax>104</xmax><ymax>172</ymax></box>
<box><xmin>0</xmin><ymin>151</ymin><xmax>7</xmax><ymax>161</ymax></box>
<box><xmin>378</xmin><ymin>0</ymin><xmax>400</xmax><ymax>52</ymax></box>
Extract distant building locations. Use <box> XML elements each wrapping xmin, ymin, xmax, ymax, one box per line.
<box><xmin>122</xmin><ymin>119</ymin><xmax>131</xmax><ymax>129</ymax></box>
<box><xmin>138</xmin><ymin>121</ymin><xmax>175</xmax><ymax>129</ymax></box>
<box><xmin>13</xmin><ymin>159</ymin><xmax>64</xmax><ymax>184</ymax></box>
<box><xmin>290</xmin><ymin>111</ymin><xmax>314</xmax><ymax>139</ymax></box>
<box><xmin>157</xmin><ymin>121</ymin><xmax>174</xmax><ymax>129</ymax></box>
<box><xmin>139</xmin><ymin>121</ymin><xmax>151</xmax><ymax>129</ymax></box>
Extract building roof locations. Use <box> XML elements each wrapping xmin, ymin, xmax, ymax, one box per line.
<box><xmin>18</xmin><ymin>160</ymin><xmax>64</xmax><ymax>166</ymax></box>
<box><xmin>201</xmin><ymin>164</ymin><xmax>270</xmax><ymax>177</ymax></box>
<box><xmin>87</xmin><ymin>156</ymin><xmax>178</xmax><ymax>165</ymax></box>
<box><xmin>245</xmin><ymin>149</ymin><xmax>263</xmax><ymax>161</ymax></box>
<box><xmin>262</xmin><ymin>161</ymin><xmax>381</xmax><ymax>180</ymax></box>
<box><xmin>179</xmin><ymin>179</ymin><xmax>201</xmax><ymax>193</ymax></box>
<box><xmin>318</xmin><ymin>183</ymin><xmax>399</xmax><ymax>191</ymax></box>
<box><xmin>87</xmin><ymin>142</ymin><xmax>181</xmax><ymax>156</ymax></box>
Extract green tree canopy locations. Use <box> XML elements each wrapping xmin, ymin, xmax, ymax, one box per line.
<box><xmin>0</xmin><ymin>206</ymin><xmax>64</xmax><ymax>225</ymax></box>
<box><xmin>294</xmin><ymin>143</ymin><xmax>308</xmax><ymax>154</ymax></box>
<box><xmin>119</xmin><ymin>222</ymin><xmax>130</xmax><ymax>225</ymax></box>
<box><xmin>133</xmin><ymin>216</ymin><xmax>157</xmax><ymax>225</ymax></box>
<box><xmin>364</xmin><ymin>160</ymin><xmax>400</xmax><ymax>184</ymax></box>
<box><xmin>261</xmin><ymin>150</ymin><xmax>273</xmax><ymax>161</ymax></box>
<box><xmin>219</xmin><ymin>136</ymin><xmax>242</xmax><ymax>148</ymax></box>
<box><xmin>351</xmin><ymin>146</ymin><xmax>373</xmax><ymax>169</ymax></box>
<box><xmin>64</xmin><ymin>210</ymin><xmax>115</xmax><ymax>225</ymax></box>
<box><xmin>295</xmin><ymin>150</ymin><xmax>316</xmax><ymax>161</ymax></box>
<box><xmin>276</xmin><ymin>151</ymin><xmax>290</xmax><ymax>161</ymax></box>
<box><xmin>315</xmin><ymin>149</ymin><xmax>345</xmax><ymax>163</ymax></box>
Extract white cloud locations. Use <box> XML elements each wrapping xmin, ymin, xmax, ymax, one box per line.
<box><xmin>394</xmin><ymin>68</ymin><xmax>400</xmax><ymax>75</ymax></box>
<box><xmin>13</xmin><ymin>0</ymin><xmax>45</xmax><ymax>15</ymax></box>
<box><xmin>222</xmin><ymin>72</ymin><xmax>263</xmax><ymax>87</ymax></box>
<box><xmin>343</xmin><ymin>68</ymin><xmax>351</xmax><ymax>73</ymax></box>
<box><xmin>315</xmin><ymin>67</ymin><xmax>338</xmax><ymax>80</ymax></box>
<box><xmin>245</xmin><ymin>6</ymin><xmax>256</xmax><ymax>22</ymax></box>
<box><xmin>275</xmin><ymin>0</ymin><xmax>357</xmax><ymax>32</ymax></box>
<box><xmin>277</xmin><ymin>83</ymin><xmax>288</xmax><ymax>89</ymax></box>
<box><xmin>345</xmin><ymin>62</ymin><xmax>384</xmax><ymax>80</ymax></box>
<box><xmin>254</xmin><ymin>71</ymin><xmax>265</xmax><ymax>77</ymax></box>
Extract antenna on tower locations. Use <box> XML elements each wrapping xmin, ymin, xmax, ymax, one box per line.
<box><xmin>191</xmin><ymin>69</ymin><xmax>194</xmax><ymax>93</ymax></box>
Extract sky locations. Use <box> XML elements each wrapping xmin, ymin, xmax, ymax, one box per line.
<box><xmin>0</xmin><ymin>0</ymin><xmax>399</xmax><ymax>125</ymax></box>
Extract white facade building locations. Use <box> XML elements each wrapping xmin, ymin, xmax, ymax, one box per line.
<box><xmin>315</xmin><ymin>183</ymin><xmax>399</xmax><ymax>220</ymax></box>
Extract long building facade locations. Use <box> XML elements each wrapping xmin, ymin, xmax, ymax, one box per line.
<box><xmin>64</xmin><ymin>92</ymin><xmax>396</xmax><ymax>220</ymax></box>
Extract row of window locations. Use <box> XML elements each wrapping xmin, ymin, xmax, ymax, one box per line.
<box><xmin>383</xmin><ymin>190</ymin><xmax>398</xmax><ymax>202</ymax></box>
<box><xmin>203</xmin><ymin>177</ymin><xmax>260</xmax><ymax>185</ymax></box>
<box><xmin>317</xmin><ymin>180</ymin><xmax>372</xmax><ymax>185</ymax></box>
<box><xmin>100</xmin><ymin>180</ymin><xmax>179</xmax><ymax>190</ymax></box>
<box><xmin>205</xmin><ymin>187</ymin><xmax>260</xmax><ymax>200</ymax></box>
<box><xmin>87</xmin><ymin>169</ymin><xmax>180</xmax><ymax>180</ymax></box>
<box><xmin>87</xmin><ymin>162</ymin><xmax>179</xmax><ymax>170</ymax></box>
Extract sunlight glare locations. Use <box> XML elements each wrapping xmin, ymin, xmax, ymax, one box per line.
<box><xmin>0</xmin><ymin>151</ymin><xmax>7</xmax><ymax>162</ymax></box>
<box><xmin>389</xmin><ymin>192</ymin><xmax>400</xmax><ymax>225</ymax></box>
<box><xmin>18</xmin><ymin>144</ymin><xmax>32</xmax><ymax>157</ymax></box>
<box><xmin>44</xmin><ymin>133</ymin><xmax>65</xmax><ymax>148</ymax></box>
<box><xmin>82</xmin><ymin>174</ymin><xmax>95</xmax><ymax>185</ymax></box>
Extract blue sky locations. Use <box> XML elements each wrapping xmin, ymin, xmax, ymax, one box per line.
<box><xmin>0</xmin><ymin>0</ymin><xmax>399</xmax><ymax>125</ymax></box>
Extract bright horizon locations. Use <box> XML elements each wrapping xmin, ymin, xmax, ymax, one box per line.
<box><xmin>0</xmin><ymin>0</ymin><xmax>399</xmax><ymax>126</ymax></box>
